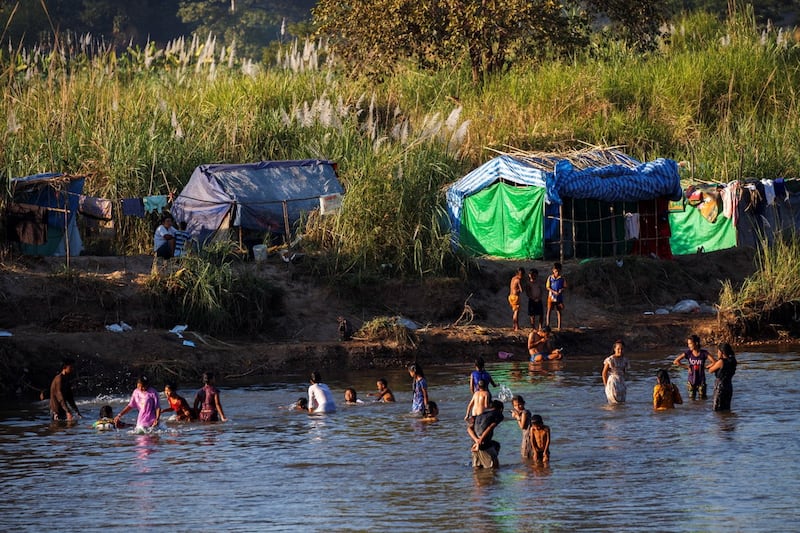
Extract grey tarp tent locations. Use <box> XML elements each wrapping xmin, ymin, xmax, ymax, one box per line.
<box><xmin>171</xmin><ymin>159</ymin><xmax>344</xmax><ymax>246</ymax></box>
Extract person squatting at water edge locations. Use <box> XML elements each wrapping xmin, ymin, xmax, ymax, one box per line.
<box><xmin>528</xmin><ymin>326</ymin><xmax>562</xmax><ymax>362</ymax></box>
<box><xmin>408</xmin><ymin>363</ymin><xmax>430</xmax><ymax>416</ymax></box>
<box><xmin>49</xmin><ymin>358</ymin><xmax>81</xmax><ymax>422</ymax></box>
<box><xmin>115</xmin><ymin>376</ymin><xmax>161</xmax><ymax>430</ymax></box>
<box><xmin>194</xmin><ymin>372</ymin><xmax>227</xmax><ymax>422</ymax></box>
<box><xmin>602</xmin><ymin>339</ymin><xmax>630</xmax><ymax>404</ymax></box>
<box><xmin>653</xmin><ymin>369</ymin><xmax>683</xmax><ymax>410</ymax></box>
<box><xmin>468</xmin><ymin>400</ymin><xmax>505</xmax><ymax>469</ymax></box>
<box><xmin>307</xmin><ymin>371</ymin><xmax>337</xmax><ymax>413</ymax></box>
<box><xmin>707</xmin><ymin>342</ymin><xmax>738</xmax><ymax>412</ymax></box>
<box><xmin>672</xmin><ymin>335</ymin><xmax>716</xmax><ymax>400</ymax></box>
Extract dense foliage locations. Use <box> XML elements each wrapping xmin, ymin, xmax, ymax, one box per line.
<box><xmin>2</xmin><ymin>4</ymin><xmax>800</xmax><ymax>282</ymax></box>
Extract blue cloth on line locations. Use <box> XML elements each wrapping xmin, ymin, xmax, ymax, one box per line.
<box><xmin>121</xmin><ymin>198</ymin><xmax>145</xmax><ymax>218</ymax></box>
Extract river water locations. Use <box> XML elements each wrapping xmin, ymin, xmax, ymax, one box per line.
<box><xmin>1</xmin><ymin>349</ymin><xmax>799</xmax><ymax>532</ymax></box>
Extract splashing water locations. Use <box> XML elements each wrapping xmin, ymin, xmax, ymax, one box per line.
<box><xmin>496</xmin><ymin>384</ymin><xmax>512</xmax><ymax>402</ymax></box>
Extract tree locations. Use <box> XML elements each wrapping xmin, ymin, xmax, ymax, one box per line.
<box><xmin>177</xmin><ymin>0</ymin><xmax>316</xmax><ymax>58</ymax></box>
<box><xmin>313</xmin><ymin>0</ymin><xmax>586</xmax><ymax>83</ymax></box>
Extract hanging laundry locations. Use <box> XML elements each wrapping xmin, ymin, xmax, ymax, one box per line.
<box><xmin>143</xmin><ymin>195</ymin><xmax>168</xmax><ymax>214</ymax></box>
<box><xmin>721</xmin><ymin>181</ymin><xmax>740</xmax><ymax>227</ymax></box>
<box><xmin>761</xmin><ymin>179</ymin><xmax>775</xmax><ymax>206</ymax></box>
<box><xmin>624</xmin><ymin>212</ymin><xmax>640</xmax><ymax>240</ymax></box>
<box><xmin>667</xmin><ymin>197</ymin><xmax>685</xmax><ymax>213</ymax></box>
<box><xmin>5</xmin><ymin>203</ymin><xmax>48</xmax><ymax>244</ymax></box>
<box><xmin>121</xmin><ymin>198</ymin><xmax>145</xmax><ymax>218</ymax></box>
<box><xmin>774</xmin><ymin>178</ymin><xmax>788</xmax><ymax>201</ymax></box>
<box><xmin>78</xmin><ymin>195</ymin><xmax>113</xmax><ymax>220</ymax></box>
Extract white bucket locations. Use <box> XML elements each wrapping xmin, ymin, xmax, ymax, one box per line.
<box><xmin>253</xmin><ymin>244</ymin><xmax>268</xmax><ymax>262</ymax></box>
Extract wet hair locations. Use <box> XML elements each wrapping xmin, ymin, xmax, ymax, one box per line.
<box><xmin>202</xmin><ymin>372</ymin><xmax>214</xmax><ymax>384</ymax></box>
<box><xmin>718</xmin><ymin>342</ymin><xmax>735</xmax><ymax>358</ymax></box>
<box><xmin>408</xmin><ymin>363</ymin><xmax>425</xmax><ymax>379</ymax></box>
<box><xmin>99</xmin><ymin>405</ymin><xmax>113</xmax><ymax>419</ymax></box>
<box><xmin>137</xmin><ymin>375</ymin><xmax>149</xmax><ymax>387</ymax></box>
<box><xmin>688</xmin><ymin>334</ymin><xmax>701</xmax><ymax>347</ymax></box>
<box><xmin>492</xmin><ymin>400</ymin><xmax>504</xmax><ymax>411</ymax></box>
<box><xmin>477</xmin><ymin>379</ymin><xmax>487</xmax><ymax>390</ymax></box>
<box><xmin>61</xmin><ymin>358</ymin><xmax>75</xmax><ymax>369</ymax></box>
<box><xmin>512</xmin><ymin>394</ymin><xmax>525</xmax><ymax>406</ymax></box>
<box><xmin>310</xmin><ymin>371</ymin><xmax>322</xmax><ymax>384</ymax></box>
<box><xmin>296</xmin><ymin>397</ymin><xmax>308</xmax><ymax>409</ymax></box>
<box><xmin>475</xmin><ymin>357</ymin><xmax>485</xmax><ymax>370</ymax></box>
<box><xmin>377</xmin><ymin>378</ymin><xmax>388</xmax><ymax>387</ymax></box>
<box><xmin>344</xmin><ymin>387</ymin><xmax>357</xmax><ymax>400</ymax></box>
<box><xmin>426</xmin><ymin>401</ymin><xmax>439</xmax><ymax>416</ymax></box>
<box><xmin>656</xmin><ymin>369</ymin><xmax>671</xmax><ymax>385</ymax></box>
<box><xmin>531</xmin><ymin>414</ymin><xmax>544</xmax><ymax>426</ymax></box>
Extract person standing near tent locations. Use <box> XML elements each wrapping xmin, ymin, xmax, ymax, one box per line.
<box><xmin>49</xmin><ymin>358</ymin><xmax>81</xmax><ymax>421</ymax></box>
<box><xmin>546</xmin><ymin>262</ymin><xmax>566</xmax><ymax>330</ymax></box>
<box><xmin>154</xmin><ymin>214</ymin><xmax>177</xmax><ymax>259</ymax></box>
<box><xmin>526</xmin><ymin>268</ymin><xmax>545</xmax><ymax>330</ymax></box>
<box><xmin>508</xmin><ymin>267</ymin><xmax>525</xmax><ymax>331</ymax></box>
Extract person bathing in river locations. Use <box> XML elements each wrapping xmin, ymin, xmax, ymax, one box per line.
<box><xmin>529</xmin><ymin>414</ymin><xmax>551</xmax><ymax>464</ymax></box>
<box><xmin>469</xmin><ymin>357</ymin><xmax>497</xmax><ymax>397</ymax></box>
<box><xmin>408</xmin><ymin>363</ymin><xmax>429</xmax><ymax>416</ymax></box>
<box><xmin>468</xmin><ymin>400</ymin><xmax>505</xmax><ymax>468</ymax></box>
<box><xmin>307</xmin><ymin>371</ymin><xmax>337</xmax><ymax>413</ymax></box>
<box><xmin>707</xmin><ymin>342</ymin><xmax>737</xmax><ymax>411</ymax></box>
<box><xmin>193</xmin><ymin>372</ymin><xmax>227</xmax><ymax>422</ymax></box>
<box><xmin>464</xmin><ymin>380</ymin><xmax>491</xmax><ymax>420</ymax></box>
<box><xmin>367</xmin><ymin>378</ymin><xmax>395</xmax><ymax>402</ymax></box>
<box><xmin>511</xmin><ymin>395</ymin><xmax>533</xmax><ymax>460</ymax></box>
<box><xmin>602</xmin><ymin>339</ymin><xmax>630</xmax><ymax>404</ymax></box>
<box><xmin>163</xmin><ymin>382</ymin><xmax>195</xmax><ymax>421</ymax></box>
<box><xmin>115</xmin><ymin>375</ymin><xmax>161</xmax><ymax>429</ymax></box>
<box><xmin>653</xmin><ymin>369</ymin><xmax>683</xmax><ymax>410</ymax></box>
<box><xmin>344</xmin><ymin>388</ymin><xmax>363</xmax><ymax>405</ymax></box>
<box><xmin>673</xmin><ymin>335</ymin><xmax>715</xmax><ymax>400</ymax></box>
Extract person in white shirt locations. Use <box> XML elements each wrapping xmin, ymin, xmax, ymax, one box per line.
<box><xmin>307</xmin><ymin>371</ymin><xmax>337</xmax><ymax>413</ymax></box>
<box><xmin>154</xmin><ymin>214</ymin><xmax>177</xmax><ymax>258</ymax></box>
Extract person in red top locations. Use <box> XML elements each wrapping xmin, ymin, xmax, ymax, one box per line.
<box><xmin>163</xmin><ymin>382</ymin><xmax>195</xmax><ymax>421</ymax></box>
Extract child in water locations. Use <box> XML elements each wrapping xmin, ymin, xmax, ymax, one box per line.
<box><xmin>163</xmin><ymin>383</ymin><xmax>196</xmax><ymax>421</ymax></box>
<box><xmin>511</xmin><ymin>395</ymin><xmax>533</xmax><ymax>460</ymax></box>
<box><xmin>93</xmin><ymin>405</ymin><xmax>127</xmax><ymax>430</ymax></box>
<box><xmin>344</xmin><ymin>388</ymin><xmax>364</xmax><ymax>405</ymax></box>
<box><xmin>420</xmin><ymin>401</ymin><xmax>439</xmax><ymax>422</ymax></box>
<box><xmin>529</xmin><ymin>414</ymin><xmax>550</xmax><ymax>463</ymax></box>
<box><xmin>653</xmin><ymin>369</ymin><xmax>683</xmax><ymax>410</ymax></box>
<box><xmin>367</xmin><ymin>378</ymin><xmax>395</xmax><ymax>402</ymax></box>
<box><xmin>464</xmin><ymin>379</ymin><xmax>491</xmax><ymax>420</ymax></box>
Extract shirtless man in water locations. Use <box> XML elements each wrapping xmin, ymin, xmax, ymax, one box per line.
<box><xmin>528</xmin><ymin>326</ymin><xmax>563</xmax><ymax>362</ymax></box>
<box><xmin>508</xmin><ymin>267</ymin><xmax>525</xmax><ymax>331</ymax></box>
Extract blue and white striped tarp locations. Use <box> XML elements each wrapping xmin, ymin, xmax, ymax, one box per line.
<box><xmin>447</xmin><ymin>153</ymin><xmax>683</xmax><ymax>248</ymax></box>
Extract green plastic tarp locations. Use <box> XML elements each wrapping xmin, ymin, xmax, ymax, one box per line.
<box><xmin>459</xmin><ymin>182</ymin><xmax>545</xmax><ymax>258</ymax></box>
<box><xmin>669</xmin><ymin>206</ymin><xmax>737</xmax><ymax>255</ymax></box>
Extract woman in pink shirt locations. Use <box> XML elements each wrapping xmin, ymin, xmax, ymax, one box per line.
<box><xmin>115</xmin><ymin>376</ymin><xmax>161</xmax><ymax>429</ymax></box>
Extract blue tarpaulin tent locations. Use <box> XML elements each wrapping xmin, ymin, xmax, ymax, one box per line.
<box><xmin>172</xmin><ymin>159</ymin><xmax>344</xmax><ymax>245</ymax></box>
<box><xmin>9</xmin><ymin>173</ymin><xmax>84</xmax><ymax>256</ymax></box>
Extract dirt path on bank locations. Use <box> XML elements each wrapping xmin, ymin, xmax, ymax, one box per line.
<box><xmin>0</xmin><ymin>248</ymin><xmax>782</xmax><ymax>397</ymax></box>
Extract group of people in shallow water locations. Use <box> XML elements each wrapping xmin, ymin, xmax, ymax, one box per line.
<box><xmin>49</xmin><ymin>361</ymin><xmax>227</xmax><ymax>430</ymax></box>
<box><xmin>601</xmin><ymin>335</ymin><xmax>738</xmax><ymax>412</ymax></box>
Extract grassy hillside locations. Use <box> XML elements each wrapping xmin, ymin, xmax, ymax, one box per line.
<box><xmin>2</xmin><ymin>9</ymin><xmax>800</xmax><ymax>278</ymax></box>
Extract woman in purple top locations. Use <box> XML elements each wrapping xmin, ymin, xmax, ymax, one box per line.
<box><xmin>115</xmin><ymin>376</ymin><xmax>161</xmax><ymax>429</ymax></box>
<box><xmin>672</xmin><ymin>335</ymin><xmax>716</xmax><ymax>400</ymax></box>
<box><xmin>193</xmin><ymin>372</ymin><xmax>227</xmax><ymax>422</ymax></box>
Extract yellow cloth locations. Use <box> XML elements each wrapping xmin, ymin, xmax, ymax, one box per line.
<box><xmin>508</xmin><ymin>294</ymin><xmax>520</xmax><ymax>311</ymax></box>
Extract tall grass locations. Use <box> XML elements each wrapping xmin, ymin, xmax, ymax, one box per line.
<box><xmin>3</xmin><ymin>7</ymin><xmax>800</xmax><ymax>278</ymax></box>
<box><xmin>718</xmin><ymin>232</ymin><xmax>800</xmax><ymax>319</ymax></box>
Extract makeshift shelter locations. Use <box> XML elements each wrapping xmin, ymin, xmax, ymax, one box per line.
<box><xmin>171</xmin><ymin>159</ymin><xmax>344</xmax><ymax>247</ymax></box>
<box><xmin>6</xmin><ymin>173</ymin><xmax>84</xmax><ymax>256</ymax></box>
<box><xmin>447</xmin><ymin>150</ymin><xmax>683</xmax><ymax>260</ymax></box>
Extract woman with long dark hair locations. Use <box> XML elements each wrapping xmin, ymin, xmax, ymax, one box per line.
<box><xmin>707</xmin><ymin>343</ymin><xmax>738</xmax><ymax>411</ymax></box>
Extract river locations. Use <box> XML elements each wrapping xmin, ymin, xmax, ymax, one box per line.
<box><xmin>1</xmin><ymin>349</ymin><xmax>799</xmax><ymax>532</ymax></box>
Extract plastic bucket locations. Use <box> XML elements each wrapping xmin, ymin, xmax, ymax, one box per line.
<box><xmin>253</xmin><ymin>244</ymin><xmax>268</xmax><ymax>262</ymax></box>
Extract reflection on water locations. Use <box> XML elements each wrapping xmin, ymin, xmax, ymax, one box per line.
<box><xmin>1</xmin><ymin>350</ymin><xmax>799</xmax><ymax>531</ymax></box>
